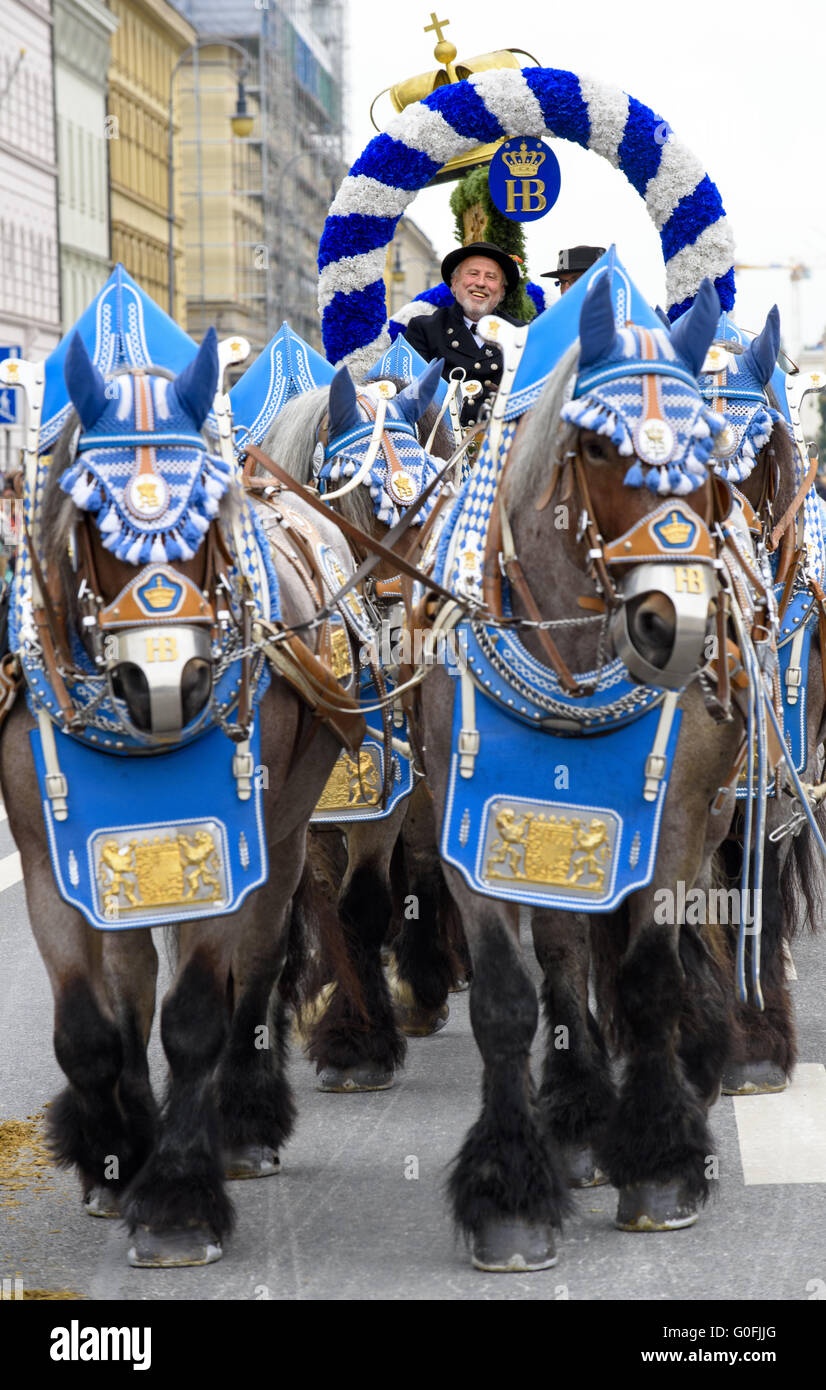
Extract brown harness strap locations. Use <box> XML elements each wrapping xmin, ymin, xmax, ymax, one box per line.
<box><xmin>769</xmin><ymin>453</ymin><xmax>818</xmax><ymax>552</ymax></box>
<box><xmin>243</xmin><ymin>443</ymin><xmax>462</xmax><ymax>610</ymax></box>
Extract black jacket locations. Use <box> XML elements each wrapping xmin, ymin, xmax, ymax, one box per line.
<box><xmin>403</xmin><ymin>300</ymin><xmax>525</xmax><ymax>423</ymax></box>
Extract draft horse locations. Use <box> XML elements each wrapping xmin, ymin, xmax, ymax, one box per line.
<box><xmin>417</xmin><ymin>275</ymin><xmax>765</xmax><ymax>1270</ymax></box>
<box><xmin>256</xmin><ymin>362</ymin><xmax>468</xmax><ymax>1089</ymax></box>
<box><xmin>0</xmin><ymin>328</ymin><xmax>359</xmax><ymax>1265</ymax></box>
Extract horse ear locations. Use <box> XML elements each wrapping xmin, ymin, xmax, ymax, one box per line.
<box><xmin>394</xmin><ymin>356</ymin><xmax>444</xmax><ymax>424</ymax></box>
<box><xmin>741</xmin><ymin>304</ymin><xmax>780</xmax><ymax>387</ymax></box>
<box><xmin>578</xmin><ymin>273</ymin><xmax>618</xmax><ymax>369</ymax></box>
<box><xmin>668</xmin><ymin>278</ymin><xmax>722</xmax><ymax>376</ymax></box>
<box><xmin>327</xmin><ymin>365</ymin><xmax>361</xmax><ymax>440</ymax></box>
<box><xmin>64</xmin><ymin>332</ymin><xmax>108</xmax><ymax>430</ymax></box>
<box><xmin>654</xmin><ymin>305</ymin><xmax>672</xmax><ymax>329</ymax></box>
<box><xmin>173</xmin><ymin>326</ymin><xmax>219</xmax><ymax>428</ymax></box>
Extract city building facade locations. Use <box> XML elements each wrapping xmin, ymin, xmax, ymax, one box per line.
<box><xmin>54</xmin><ymin>0</ymin><xmax>119</xmax><ymax>327</ymax></box>
<box><xmin>0</xmin><ymin>0</ymin><xmax>62</xmax><ymax>466</ymax></box>
<box><xmin>172</xmin><ymin>0</ymin><xmax>346</xmax><ymax>351</ymax></box>
<box><xmin>107</xmin><ymin>0</ymin><xmax>196</xmax><ymax>324</ymax></box>
<box><xmin>385</xmin><ymin>215</ymin><xmax>441</xmax><ymax>323</ymax></box>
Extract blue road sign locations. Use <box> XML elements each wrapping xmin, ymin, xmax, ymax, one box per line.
<box><xmin>0</xmin><ymin>348</ymin><xmax>21</xmax><ymax>425</ymax></box>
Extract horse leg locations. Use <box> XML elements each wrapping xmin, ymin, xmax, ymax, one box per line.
<box><xmin>122</xmin><ymin>919</ymin><xmax>238</xmax><ymax>1267</ymax></box>
<box><xmin>531</xmin><ymin>908</ymin><xmax>615</xmax><ymax>1187</ymax></box>
<box><xmin>306</xmin><ymin>809</ymin><xmax>407</xmax><ymax>1091</ymax></box>
<box><xmin>445</xmin><ymin>881</ymin><xmax>570</xmax><ymax>1271</ymax></box>
<box><xmin>1</xmin><ymin>710</ymin><xmax>151</xmax><ymax>1218</ymax></box>
<box><xmin>217</xmin><ymin>826</ymin><xmax>308</xmax><ymax>1179</ymax></box>
<box><xmin>81</xmin><ymin>929</ymin><xmax>160</xmax><ymax>1217</ymax></box>
<box><xmin>599</xmin><ymin>915</ymin><xmax>717</xmax><ymax>1232</ymax></box>
<box><xmin>389</xmin><ymin>787</ymin><xmax>457</xmax><ymax>1035</ymax></box>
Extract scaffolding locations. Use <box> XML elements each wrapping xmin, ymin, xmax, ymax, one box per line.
<box><xmin>172</xmin><ymin>0</ymin><xmax>347</xmax><ymax>355</ymax></box>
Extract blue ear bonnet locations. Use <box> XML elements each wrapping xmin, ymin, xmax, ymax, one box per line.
<box><xmin>560</xmin><ymin>276</ymin><xmax>726</xmax><ymax>496</ymax></box>
<box><xmin>60</xmin><ymin>331</ymin><xmax>232</xmax><ymax>564</ymax></box>
<box><xmin>697</xmin><ymin>309</ymin><xmax>788</xmax><ymax>484</ymax></box>
<box><xmin>561</xmin><ymin>325</ymin><xmax>727</xmax><ymax>496</ymax></box>
<box><xmin>318</xmin><ymin>363</ymin><xmax>444</xmax><ymax>527</ymax></box>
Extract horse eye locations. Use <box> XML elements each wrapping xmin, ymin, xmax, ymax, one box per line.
<box><xmin>584</xmin><ymin>437</ymin><xmax>606</xmax><ymax>461</ymax></box>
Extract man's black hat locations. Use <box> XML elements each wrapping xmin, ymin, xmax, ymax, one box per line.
<box><xmin>541</xmin><ymin>246</ymin><xmax>606</xmax><ymax>279</ymax></box>
<box><xmin>441</xmin><ymin>242</ymin><xmax>521</xmax><ymax>294</ymax></box>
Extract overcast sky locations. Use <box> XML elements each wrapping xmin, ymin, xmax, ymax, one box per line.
<box><xmin>342</xmin><ymin>0</ymin><xmax>826</xmax><ymax>355</ymax></box>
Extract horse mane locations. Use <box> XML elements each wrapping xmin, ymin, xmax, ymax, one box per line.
<box><xmin>505</xmin><ymin>342</ymin><xmax>581</xmax><ymax>506</ymax></box>
<box><xmin>259</xmin><ymin>374</ymin><xmax>454</xmax><ymax>544</ymax></box>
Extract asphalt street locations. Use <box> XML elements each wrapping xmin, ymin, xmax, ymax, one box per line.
<box><xmin>1</xmin><ymin>798</ymin><xmax>825</xmax><ymax>1305</ymax></box>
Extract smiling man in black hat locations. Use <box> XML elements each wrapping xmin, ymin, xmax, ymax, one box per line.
<box><xmin>403</xmin><ymin>241</ymin><xmax>525</xmax><ymax>423</ymax></box>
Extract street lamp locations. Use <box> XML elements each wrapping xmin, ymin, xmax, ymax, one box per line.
<box><xmin>273</xmin><ymin>136</ymin><xmax>338</xmax><ymax>327</ymax></box>
<box><xmin>167</xmin><ymin>36</ymin><xmax>253</xmax><ymax>318</ymax></box>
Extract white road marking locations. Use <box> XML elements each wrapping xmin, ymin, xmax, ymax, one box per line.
<box><xmin>735</xmin><ymin>1063</ymin><xmax>826</xmax><ymax>1184</ymax></box>
<box><xmin>0</xmin><ymin>850</ymin><xmax>22</xmax><ymax>892</ymax></box>
<box><xmin>784</xmin><ymin>942</ymin><xmax>797</xmax><ymax>980</ymax></box>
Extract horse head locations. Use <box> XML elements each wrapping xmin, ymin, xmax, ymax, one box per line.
<box><xmin>261</xmin><ymin>357</ymin><xmax>449</xmax><ymax>570</ymax></box>
<box><xmin>505</xmin><ymin>273</ymin><xmax>727</xmax><ymax>686</ymax></box>
<box><xmin>45</xmin><ymin>326</ymin><xmax>242</xmax><ymax>743</ymax></box>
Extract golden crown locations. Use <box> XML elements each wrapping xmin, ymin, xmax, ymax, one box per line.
<box><xmin>371</xmin><ymin>14</ymin><xmax>539</xmax><ymax>185</ymax></box>
<box><xmin>142</xmin><ymin>573</ymin><xmax>177</xmax><ymax>608</ymax></box>
<box><xmin>659</xmin><ymin>511</ymin><xmax>694</xmax><ymax>545</ymax></box>
<box><xmin>502</xmin><ymin>141</ymin><xmax>545</xmax><ymax>178</ymax></box>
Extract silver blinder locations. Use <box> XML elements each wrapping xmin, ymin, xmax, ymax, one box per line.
<box><xmin>610</xmin><ymin>561</ymin><xmax>715</xmax><ymax>691</ymax></box>
<box><xmin>106</xmin><ymin>625</ymin><xmax>214</xmax><ymax>743</ymax></box>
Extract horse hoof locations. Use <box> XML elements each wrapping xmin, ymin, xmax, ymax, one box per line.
<box><xmin>224</xmin><ymin>1145</ymin><xmax>280</xmax><ymax>1179</ymax></box>
<box><xmin>396</xmin><ymin>1001</ymin><xmax>449</xmax><ymax>1037</ymax></box>
<box><xmin>449</xmin><ymin>977</ymin><xmax>470</xmax><ymax>993</ymax></box>
<box><xmin>615</xmin><ymin>1182</ymin><xmax>698</xmax><ymax>1232</ymax></box>
<box><xmin>563</xmin><ymin>1146</ymin><xmax>609</xmax><ymax>1189</ymax></box>
<box><xmin>84</xmin><ymin>1186</ymin><xmax>121</xmax><ymax>1219</ymax></box>
<box><xmin>471</xmin><ymin>1220</ymin><xmax>557</xmax><ymax>1272</ymax></box>
<box><xmin>721</xmin><ymin>1060</ymin><xmax>788</xmax><ymax>1095</ymax></box>
<box><xmin>127</xmin><ymin>1224</ymin><xmax>223</xmax><ymax>1268</ymax></box>
<box><xmin>317</xmin><ymin>1063</ymin><xmax>394</xmax><ymax>1092</ymax></box>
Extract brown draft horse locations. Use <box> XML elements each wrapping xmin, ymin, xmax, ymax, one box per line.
<box><xmin>0</xmin><ymin>334</ymin><xmax>358</xmax><ymax>1266</ymax></box>
<box><xmin>417</xmin><ymin>279</ymin><xmax>755</xmax><ymax>1270</ymax></box>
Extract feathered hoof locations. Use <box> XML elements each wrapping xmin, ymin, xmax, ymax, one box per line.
<box><xmin>562</xmin><ymin>1145</ymin><xmax>609</xmax><ymax>1189</ymax></box>
<box><xmin>316</xmin><ymin>1063</ymin><xmax>395</xmax><ymax>1092</ymax></box>
<box><xmin>127</xmin><ymin>1224</ymin><xmax>223</xmax><ymax>1268</ymax></box>
<box><xmin>721</xmin><ymin>1060</ymin><xmax>788</xmax><ymax>1095</ymax></box>
<box><xmin>471</xmin><ymin>1219</ymin><xmax>557</xmax><ymax>1273</ymax></box>
<box><xmin>223</xmin><ymin>1145</ymin><xmax>280</xmax><ymax>1180</ymax></box>
<box><xmin>615</xmin><ymin>1181</ymin><xmax>698</xmax><ymax>1232</ymax></box>
<box><xmin>84</xmin><ymin>1185</ymin><xmax>121</xmax><ymax>1219</ymax></box>
<box><xmin>396</xmin><ymin>1000</ymin><xmax>449</xmax><ymax>1037</ymax></box>
<box><xmin>449</xmin><ymin>977</ymin><xmax>470</xmax><ymax>993</ymax></box>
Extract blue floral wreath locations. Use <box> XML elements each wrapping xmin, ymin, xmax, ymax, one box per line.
<box><xmin>318</xmin><ymin>66</ymin><xmax>735</xmax><ymax>373</ymax></box>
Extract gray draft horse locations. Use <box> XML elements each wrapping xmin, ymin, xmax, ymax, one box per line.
<box><xmin>418</xmin><ymin>278</ymin><xmax>755</xmax><ymax>1270</ymax></box>
<box><xmin>259</xmin><ymin>365</ymin><xmax>467</xmax><ymax>1090</ymax></box>
<box><xmin>701</xmin><ymin>311</ymin><xmax>826</xmax><ymax>1093</ymax></box>
<box><xmin>0</xmin><ymin>332</ymin><xmax>357</xmax><ymax>1267</ymax></box>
